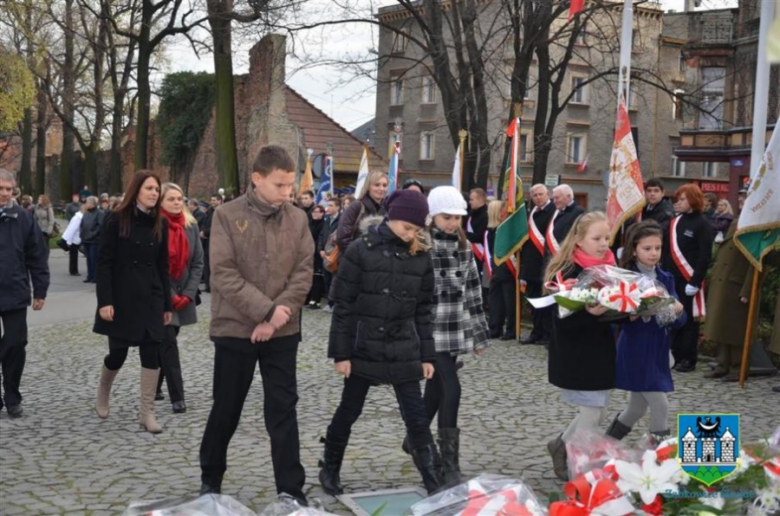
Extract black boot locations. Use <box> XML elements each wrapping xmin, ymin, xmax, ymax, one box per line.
<box><xmin>318</xmin><ymin>433</ymin><xmax>348</xmax><ymax>495</ymax></box>
<box><xmin>438</xmin><ymin>428</ymin><xmax>462</xmax><ymax>486</ymax></box>
<box><xmin>606</xmin><ymin>416</ymin><xmax>632</xmax><ymax>441</ymax></box>
<box><xmin>547</xmin><ymin>434</ymin><xmax>568</xmax><ymax>481</ymax></box>
<box><xmin>199</xmin><ymin>476</ymin><xmax>222</xmax><ymax>495</ymax></box>
<box><xmin>412</xmin><ymin>443</ymin><xmax>443</xmax><ymax>494</ymax></box>
<box><xmin>402</xmin><ymin>434</ymin><xmax>411</xmax><ymax>455</ymax></box>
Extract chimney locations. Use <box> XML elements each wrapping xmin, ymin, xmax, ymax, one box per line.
<box><xmin>249</xmin><ymin>34</ymin><xmax>287</xmax><ymax>112</ymax></box>
<box><xmin>683</xmin><ymin>0</ymin><xmax>700</xmax><ymax>12</ymax></box>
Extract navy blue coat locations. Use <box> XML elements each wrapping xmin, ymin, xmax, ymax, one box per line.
<box><xmin>0</xmin><ymin>205</ymin><xmax>49</xmax><ymax>311</ymax></box>
<box><xmin>615</xmin><ymin>266</ymin><xmax>687</xmax><ymax>392</ymax></box>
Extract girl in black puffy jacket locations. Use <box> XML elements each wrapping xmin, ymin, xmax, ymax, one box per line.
<box><xmin>318</xmin><ymin>189</ymin><xmax>443</xmax><ymax>495</ymax></box>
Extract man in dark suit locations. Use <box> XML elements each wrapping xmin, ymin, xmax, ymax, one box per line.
<box><xmin>642</xmin><ymin>178</ymin><xmax>675</xmax><ymax>230</ymax></box>
<box><xmin>545</xmin><ymin>184</ymin><xmax>585</xmax><ymax>258</ymax></box>
<box><xmin>519</xmin><ymin>184</ymin><xmax>555</xmax><ymax>344</ymax></box>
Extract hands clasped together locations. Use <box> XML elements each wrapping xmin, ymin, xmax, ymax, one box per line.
<box><xmin>251</xmin><ymin>305</ymin><xmax>292</xmax><ymax>343</ymax></box>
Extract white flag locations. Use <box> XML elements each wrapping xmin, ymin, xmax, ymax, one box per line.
<box><xmin>735</xmin><ymin>114</ymin><xmax>780</xmax><ymax>270</ymax></box>
<box><xmin>452</xmin><ymin>143</ymin><xmax>462</xmax><ymax>190</ymax></box>
<box><xmin>356</xmin><ymin>147</ymin><xmax>369</xmax><ymax>196</ymax></box>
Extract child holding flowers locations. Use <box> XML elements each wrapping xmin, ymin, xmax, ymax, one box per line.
<box><xmin>607</xmin><ymin>220</ymin><xmax>686</xmax><ymax>444</ymax></box>
<box><xmin>544</xmin><ymin>211</ymin><xmax>617</xmax><ymax>481</ymax></box>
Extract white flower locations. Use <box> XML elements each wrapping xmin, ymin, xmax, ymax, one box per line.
<box><xmin>753</xmin><ymin>486</ymin><xmax>780</xmax><ymax>514</ymax></box>
<box><xmin>614</xmin><ymin>450</ymin><xmax>681</xmax><ymax>505</ymax></box>
<box><xmin>725</xmin><ymin>451</ymin><xmax>755</xmax><ymax>482</ymax></box>
<box><xmin>698</xmin><ymin>494</ymin><xmax>725</xmax><ymax>510</ymax></box>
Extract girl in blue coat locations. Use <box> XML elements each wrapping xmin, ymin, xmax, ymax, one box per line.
<box><xmin>607</xmin><ymin>220</ymin><xmax>686</xmax><ymax>444</ymax></box>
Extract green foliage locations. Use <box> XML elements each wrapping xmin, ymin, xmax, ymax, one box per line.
<box><xmin>0</xmin><ymin>49</ymin><xmax>35</xmax><ymax>132</ymax></box>
<box><xmin>692</xmin><ymin>466</ymin><xmax>730</xmax><ymax>485</ymax></box>
<box><xmin>156</xmin><ymin>72</ymin><xmax>215</xmax><ymax>169</ymax></box>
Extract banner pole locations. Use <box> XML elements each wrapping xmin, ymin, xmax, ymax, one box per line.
<box><xmin>516</xmin><ymin>253</ymin><xmax>522</xmax><ymax>341</ymax></box>
<box><xmin>739</xmin><ymin>268</ymin><xmax>761</xmax><ymax>388</ymax></box>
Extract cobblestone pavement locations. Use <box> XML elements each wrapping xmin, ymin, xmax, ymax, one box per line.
<box><xmin>1</xmin><ymin>300</ymin><xmax>779</xmax><ymax>515</ymax></box>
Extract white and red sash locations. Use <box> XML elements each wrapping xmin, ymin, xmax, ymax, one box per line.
<box><xmin>482</xmin><ymin>231</ymin><xmax>493</xmax><ymax>281</ymax></box>
<box><xmin>467</xmin><ymin>216</ymin><xmax>484</xmax><ymax>260</ymax></box>
<box><xmin>546</xmin><ymin>210</ymin><xmax>561</xmax><ymax>256</ymax></box>
<box><xmin>528</xmin><ymin>206</ymin><xmax>546</xmax><ymax>256</ymax></box>
<box><xmin>669</xmin><ymin>215</ymin><xmax>706</xmax><ymax>318</ymax></box>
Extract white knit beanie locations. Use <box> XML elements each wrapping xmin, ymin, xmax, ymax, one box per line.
<box><xmin>428</xmin><ymin>186</ymin><xmax>467</xmax><ymax>217</ymax></box>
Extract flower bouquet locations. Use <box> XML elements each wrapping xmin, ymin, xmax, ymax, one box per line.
<box><xmin>552</xmin><ymin>427</ymin><xmax>780</xmax><ymax>515</ymax></box>
<box><xmin>122</xmin><ymin>494</ymin><xmax>257</xmax><ymax>516</ymax></box>
<box><xmin>410</xmin><ymin>474</ymin><xmax>547</xmax><ymax>515</ymax></box>
<box><xmin>528</xmin><ymin>265</ymin><xmax>676</xmax><ymax>320</ymax></box>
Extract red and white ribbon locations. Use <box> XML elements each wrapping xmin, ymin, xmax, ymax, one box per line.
<box><xmin>546</xmin><ymin>210</ymin><xmax>561</xmax><ymax>256</ymax></box>
<box><xmin>528</xmin><ymin>206</ymin><xmax>546</xmax><ymax>256</ymax></box>
<box><xmin>468</xmin><ymin>216</ymin><xmax>485</xmax><ymax>261</ymax></box>
<box><xmin>669</xmin><ymin>215</ymin><xmax>706</xmax><ymax>318</ymax></box>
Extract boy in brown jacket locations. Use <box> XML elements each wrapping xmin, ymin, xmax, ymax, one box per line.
<box><xmin>199</xmin><ymin>146</ymin><xmax>314</xmax><ymax>503</ymax></box>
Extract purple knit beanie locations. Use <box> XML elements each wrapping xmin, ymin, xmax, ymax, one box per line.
<box><xmin>383</xmin><ymin>189</ymin><xmax>429</xmax><ymax>227</ymax></box>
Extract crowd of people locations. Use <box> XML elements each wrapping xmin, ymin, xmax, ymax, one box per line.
<box><xmin>1</xmin><ymin>147</ymin><xmax>778</xmax><ymax>504</ymax></box>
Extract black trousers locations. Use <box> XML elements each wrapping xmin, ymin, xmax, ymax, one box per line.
<box><xmin>104</xmin><ymin>339</ymin><xmax>160</xmax><ymax>370</ymax></box>
<box><xmin>200</xmin><ymin>335</ymin><xmax>305</xmax><ymax>500</ymax></box>
<box><xmin>671</xmin><ymin>283</ymin><xmax>700</xmax><ymax>366</ymax></box>
<box><xmin>422</xmin><ymin>353</ymin><xmax>461</xmax><ymax>429</ymax></box>
<box><xmin>524</xmin><ymin>280</ymin><xmax>549</xmax><ymax>339</ymax></box>
<box><xmin>0</xmin><ymin>309</ymin><xmax>28</xmax><ymax>409</ymax></box>
<box><xmin>328</xmin><ymin>374</ymin><xmax>434</xmax><ymax>448</ymax></box>
<box><xmin>201</xmin><ymin>239</ymin><xmax>210</xmax><ymax>289</ymax></box>
<box><xmin>69</xmin><ymin>244</ymin><xmax>80</xmax><ymax>274</ymax></box>
<box><xmin>157</xmin><ymin>326</ymin><xmax>184</xmax><ymax>403</ymax></box>
<box><xmin>84</xmin><ymin>243</ymin><xmax>98</xmax><ymax>282</ymax></box>
<box><xmin>323</xmin><ymin>270</ymin><xmax>334</xmax><ymax>307</ymax></box>
<box><xmin>306</xmin><ymin>274</ymin><xmax>325</xmax><ymax>305</ymax></box>
<box><xmin>488</xmin><ymin>280</ymin><xmax>516</xmax><ymax>337</ymax></box>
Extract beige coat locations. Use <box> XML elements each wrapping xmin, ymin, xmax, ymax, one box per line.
<box><xmin>209</xmin><ymin>192</ymin><xmax>314</xmax><ymax>339</ymax></box>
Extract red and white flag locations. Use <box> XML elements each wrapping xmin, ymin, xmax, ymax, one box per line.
<box><xmin>577</xmin><ymin>152</ymin><xmax>589</xmax><ymax>173</ymax></box>
<box><xmin>568</xmin><ymin>0</ymin><xmax>585</xmax><ymax>20</ymax></box>
<box><xmin>606</xmin><ymin>94</ymin><xmax>645</xmax><ymax>244</ymax></box>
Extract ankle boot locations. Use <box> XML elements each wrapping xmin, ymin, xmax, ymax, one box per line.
<box><xmin>412</xmin><ymin>443</ymin><xmax>443</xmax><ymax>494</ymax></box>
<box><xmin>139</xmin><ymin>368</ymin><xmax>163</xmax><ymax>434</ymax></box>
<box><xmin>402</xmin><ymin>434</ymin><xmax>412</xmax><ymax>455</ymax></box>
<box><xmin>438</xmin><ymin>428</ymin><xmax>462</xmax><ymax>486</ymax></box>
<box><xmin>648</xmin><ymin>429</ymin><xmax>671</xmax><ymax>447</ymax></box>
<box><xmin>547</xmin><ymin>434</ymin><xmax>568</xmax><ymax>481</ymax></box>
<box><xmin>95</xmin><ymin>366</ymin><xmax>119</xmax><ymax>419</ymax></box>
<box><xmin>318</xmin><ymin>433</ymin><xmax>349</xmax><ymax>495</ymax></box>
<box><xmin>606</xmin><ymin>416</ymin><xmax>632</xmax><ymax>441</ymax></box>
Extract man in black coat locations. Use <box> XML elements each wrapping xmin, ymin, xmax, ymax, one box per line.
<box><xmin>465</xmin><ymin>188</ymin><xmax>489</xmax><ymax>275</ymax></box>
<box><xmin>318</xmin><ymin>197</ymin><xmax>341</xmax><ymax>312</ymax></box>
<box><xmin>519</xmin><ymin>184</ymin><xmax>555</xmax><ymax>344</ymax></box>
<box><xmin>545</xmin><ymin>184</ymin><xmax>585</xmax><ymax>258</ymax></box>
<box><xmin>80</xmin><ymin>196</ymin><xmax>105</xmax><ymax>284</ymax></box>
<box><xmin>199</xmin><ymin>194</ymin><xmax>222</xmax><ymax>292</ymax></box>
<box><xmin>0</xmin><ymin>169</ymin><xmax>49</xmax><ymax>418</ymax></box>
<box><xmin>642</xmin><ymin>178</ymin><xmax>675</xmax><ymax>230</ymax></box>
<box><xmin>65</xmin><ymin>193</ymin><xmax>82</xmax><ymax>221</ymax></box>
<box><xmin>189</xmin><ymin>199</ymin><xmax>205</xmax><ymax>225</ymax></box>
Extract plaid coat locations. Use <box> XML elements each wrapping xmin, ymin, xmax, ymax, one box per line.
<box><xmin>430</xmin><ymin>229</ymin><xmax>490</xmax><ymax>354</ymax></box>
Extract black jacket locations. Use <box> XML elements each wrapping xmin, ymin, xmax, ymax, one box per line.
<box><xmin>663</xmin><ymin>212</ymin><xmax>714</xmax><ymax>288</ymax></box>
<box><xmin>520</xmin><ymin>201</ymin><xmax>555</xmax><ymax>282</ymax></box>
<box><xmin>465</xmin><ymin>204</ymin><xmax>488</xmax><ymax>246</ymax></box>
<box><xmin>192</xmin><ymin>209</ymin><xmax>205</xmax><ymax>225</ymax></box>
<box><xmin>642</xmin><ymin>198</ymin><xmax>675</xmax><ymax>230</ymax></box>
<box><xmin>309</xmin><ymin>217</ymin><xmax>325</xmax><ymax>273</ymax></box>
<box><xmin>80</xmin><ymin>207</ymin><xmax>105</xmax><ymax>244</ymax></box>
<box><xmin>0</xmin><ymin>205</ymin><xmax>49</xmax><ymax>311</ymax></box>
<box><xmin>546</xmin><ymin>202</ymin><xmax>585</xmax><ymax>257</ymax></box>
<box><xmin>548</xmin><ymin>264</ymin><xmax>616</xmax><ymax>390</ymax></box>
<box><xmin>93</xmin><ymin>210</ymin><xmax>172</xmax><ymax>343</ymax></box>
<box><xmin>328</xmin><ymin>221</ymin><xmax>435</xmax><ymax>385</ymax></box>
<box><xmin>318</xmin><ymin>213</ymin><xmax>340</xmax><ymax>253</ymax></box>
<box><xmin>200</xmin><ymin>207</ymin><xmax>216</xmax><ymax>238</ymax></box>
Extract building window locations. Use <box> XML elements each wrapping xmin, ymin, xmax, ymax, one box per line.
<box><xmin>572</xmin><ymin>76</ymin><xmax>588</xmax><ymax>104</ymax></box>
<box><xmin>671</xmin><ymin>155</ymin><xmax>686</xmax><ymax>177</ymax></box>
<box><xmin>673</xmin><ymin>89</ymin><xmax>685</xmax><ymax>120</ymax></box>
<box><xmin>391</xmin><ymin>28</ymin><xmax>409</xmax><ymax>54</ymax></box>
<box><xmin>703</xmin><ymin>162</ymin><xmax>718</xmax><ymax>178</ymax></box>
<box><xmin>390</xmin><ymin>79</ymin><xmax>404</xmax><ymax>105</ymax></box>
<box><xmin>422</xmin><ymin>77</ymin><xmax>436</xmax><ymax>104</ymax></box>
<box><xmin>679</xmin><ymin>52</ymin><xmax>686</xmax><ymax>72</ymax></box>
<box><xmin>519</xmin><ymin>132</ymin><xmax>533</xmax><ymax>162</ymax></box>
<box><xmin>627</xmin><ymin>80</ymin><xmax>638</xmax><ymax>109</ymax></box>
<box><xmin>566</xmin><ymin>133</ymin><xmax>586</xmax><ymax>164</ymax></box>
<box><xmin>699</xmin><ymin>67</ymin><xmax>725</xmax><ymax>130</ymax></box>
<box><xmin>420</xmin><ymin>132</ymin><xmax>435</xmax><ymax>160</ymax></box>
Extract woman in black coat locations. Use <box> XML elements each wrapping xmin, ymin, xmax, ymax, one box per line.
<box><xmin>94</xmin><ymin>171</ymin><xmax>172</xmax><ymax>434</ymax></box>
<box><xmin>319</xmin><ymin>190</ymin><xmax>442</xmax><ymax>496</ymax></box>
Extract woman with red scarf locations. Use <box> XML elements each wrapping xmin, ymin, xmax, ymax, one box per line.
<box><xmin>156</xmin><ymin>183</ymin><xmax>204</xmax><ymax>414</ymax></box>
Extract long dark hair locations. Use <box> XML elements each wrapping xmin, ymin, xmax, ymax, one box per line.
<box><xmin>619</xmin><ymin>220</ymin><xmax>664</xmax><ymax>269</ymax></box>
<box><xmin>115</xmin><ymin>170</ymin><xmax>163</xmax><ymax>240</ymax></box>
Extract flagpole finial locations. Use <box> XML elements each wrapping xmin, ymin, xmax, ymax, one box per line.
<box><xmin>513</xmin><ymin>102</ymin><xmax>523</xmax><ymax>118</ymax></box>
<box><xmin>458</xmin><ymin>129</ymin><xmax>468</xmax><ymax>144</ymax></box>
<box><xmin>306</xmin><ymin>148</ymin><xmax>313</xmax><ymax>158</ymax></box>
